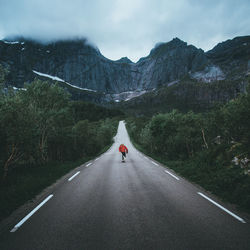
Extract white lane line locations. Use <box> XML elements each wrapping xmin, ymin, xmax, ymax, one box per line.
<box><xmin>68</xmin><ymin>171</ymin><xmax>80</xmax><ymax>181</ymax></box>
<box><xmin>10</xmin><ymin>194</ymin><xmax>54</xmax><ymax>232</ymax></box>
<box><xmin>95</xmin><ymin>158</ymin><xmax>100</xmax><ymax>161</ymax></box>
<box><xmin>198</xmin><ymin>192</ymin><xmax>246</xmax><ymax>223</ymax></box>
<box><xmin>144</xmin><ymin>156</ymin><xmax>148</xmax><ymax>160</ymax></box>
<box><xmin>86</xmin><ymin>163</ymin><xmax>92</xmax><ymax>167</ymax></box>
<box><xmin>164</xmin><ymin>170</ymin><xmax>180</xmax><ymax>180</ymax></box>
<box><xmin>151</xmin><ymin>161</ymin><xmax>159</xmax><ymax>166</ymax></box>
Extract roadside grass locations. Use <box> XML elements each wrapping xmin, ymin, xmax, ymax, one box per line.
<box><xmin>128</xmin><ymin>135</ymin><xmax>250</xmax><ymax>214</ymax></box>
<box><xmin>0</xmin><ymin>143</ymin><xmax>112</xmax><ymax>223</ymax></box>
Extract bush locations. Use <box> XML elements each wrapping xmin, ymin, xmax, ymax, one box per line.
<box><xmin>0</xmin><ymin>80</ymin><xmax>119</xmax><ymax>179</ymax></box>
<box><xmin>126</xmin><ymin>85</ymin><xmax>250</xmax><ymax>211</ymax></box>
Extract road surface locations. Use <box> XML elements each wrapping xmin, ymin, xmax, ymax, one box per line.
<box><xmin>0</xmin><ymin>121</ymin><xmax>250</xmax><ymax>249</ymax></box>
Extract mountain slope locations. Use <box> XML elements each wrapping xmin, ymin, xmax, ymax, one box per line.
<box><xmin>0</xmin><ymin>39</ymin><xmax>133</xmax><ymax>94</ymax></box>
<box><xmin>0</xmin><ymin>36</ymin><xmax>249</xmax><ymax>105</ymax></box>
<box><xmin>116</xmin><ymin>76</ymin><xmax>249</xmax><ymax>116</ymax></box>
<box><xmin>206</xmin><ymin>36</ymin><xmax>250</xmax><ymax>79</ymax></box>
<box><xmin>0</xmin><ymin>38</ymin><xmax>209</xmax><ymax>93</ymax></box>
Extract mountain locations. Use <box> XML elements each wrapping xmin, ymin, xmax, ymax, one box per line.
<box><xmin>0</xmin><ymin>38</ymin><xmax>132</xmax><ymax>93</ymax></box>
<box><xmin>115</xmin><ymin>57</ymin><xmax>133</xmax><ymax>64</ymax></box>
<box><xmin>0</xmin><ymin>36</ymin><xmax>249</xmax><ymax>106</ymax></box>
<box><xmin>116</xmin><ymin>77</ymin><xmax>250</xmax><ymax>116</ymax></box>
<box><xmin>206</xmin><ymin>36</ymin><xmax>250</xmax><ymax>79</ymax></box>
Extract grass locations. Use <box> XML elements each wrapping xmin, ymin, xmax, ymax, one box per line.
<box><xmin>0</xmin><ymin>143</ymin><xmax>113</xmax><ymax>222</ymax></box>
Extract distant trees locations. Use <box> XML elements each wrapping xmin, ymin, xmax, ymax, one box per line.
<box><xmin>128</xmin><ymin>110</ymin><xmax>204</xmax><ymax>160</ymax></box>
<box><xmin>0</xmin><ymin>64</ymin><xmax>8</xmax><ymax>87</ymax></box>
<box><xmin>70</xmin><ymin>101</ymin><xmax>124</xmax><ymax>123</ymax></box>
<box><xmin>121</xmin><ymin>78</ymin><xmax>247</xmax><ymax>117</ymax></box>
<box><xmin>126</xmin><ymin>83</ymin><xmax>250</xmax><ymax>211</ymax></box>
<box><xmin>0</xmin><ymin>79</ymin><xmax>119</xmax><ymax>179</ymax></box>
<box><xmin>0</xmin><ymin>92</ymin><xmax>34</xmax><ymax>178</ymax></box>
<box><xmin>126</xmin><ymin>83</ymin><xmax>250</xmax><ymax>168</ymax></box>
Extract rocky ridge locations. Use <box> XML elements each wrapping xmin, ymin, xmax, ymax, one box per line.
<box><xmin>0</xmin><ymin>36</ymin><xmax>249</xmax><ymax>103</ymax></box>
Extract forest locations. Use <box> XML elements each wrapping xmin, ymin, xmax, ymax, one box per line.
<box><xmin>0</xmin><ymin>80</ymin><xmax>121</xmax><ymax>179</ymax></box>
<box><xmin>1</xmin><ymin>60</ymin><xmax>250</xmax><ymax>219</ymax></box>
<box><xmin>126</xmin><ymin>81</ymin><xmax>250</xmax><ymax>212</ymax></box>
<box><xmin>0</xmin><ymin>70</ymin><xmax>122</xmax><ymax>220</ymax></box>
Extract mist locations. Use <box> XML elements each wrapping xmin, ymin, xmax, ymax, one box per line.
<box><xmin>0</xmin><ymin>0</ymin><xmax>249</xmax><ymax>62</ymax></box>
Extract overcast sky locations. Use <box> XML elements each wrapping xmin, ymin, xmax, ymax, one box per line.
<box><xmin>0</xmin><ymin>0</ymin><xmax>249</xmax><ymax>62</ymax></box>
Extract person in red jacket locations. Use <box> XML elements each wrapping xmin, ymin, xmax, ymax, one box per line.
<box><xmin>119</xmin><ymin>144</ymin><xmax>128</xmax><ymax>162</ymax></box>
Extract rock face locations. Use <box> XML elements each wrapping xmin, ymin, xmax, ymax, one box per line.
<box><xmin>0</xmin><ymin>39</ymin><xmax>133</xmax><ymax>93</ymax></box>
<box><xmin>206</xmin><ymin>36</ymin><xmax>250</xmax><ymax>79</ymax></box>
<box><xmin>0</xmin><ymin>36</ymin><xmax>249</xmax><ymax>102</ymax></box>
<box><xmin>134</xmin><ymin>38</ymin><xmax>209</xmax><ymax>90</ymax></box>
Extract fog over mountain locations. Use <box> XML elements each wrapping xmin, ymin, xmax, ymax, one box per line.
<box><xmin>1</xmin><ymin>35</ymin><xmax>249</xmax><ymax>105</ymax></box>
<box><xmin>0</xmin><ymin>0</ymin><xmax>250</xmax><ymax>62</ymax></box>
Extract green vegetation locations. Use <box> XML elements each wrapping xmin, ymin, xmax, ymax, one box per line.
<box><xmin>0</xmin><ymin>159</ymin><xmax>85</xmax><ymax>222</ymax></box>
<box><xmin>119</xmin><ymin>77</ymin><xmax>246</xmax><ymax>116</ymax></box>
<box><xmin>126</xmin><ymin>83</ymin><xmax>250</xmax><ymax>212</ymax></box>
<box><xmin>0</xmin><ymin>78</ymin><xmax>121</xmax><ymax>221</ymax></box>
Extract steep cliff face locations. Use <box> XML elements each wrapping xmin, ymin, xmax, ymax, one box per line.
<box><xmin>206</xmin><ymin>36</ymin><xmax>250</xmax><ymax>79</ymax></box>
<box><xmin>134</xmin><ymin>38</ymin><xmax>209</xmax><ymax>90</ymax></box>
<box><xmin>0</xmin><ymin>39</ymin><xmax>134</xmax><ymax>93</ymax></box>
<box><xmin>0</xmin><ymin>36</ymin><xmax>249</xmax><ymax>103</ymax></box>
<box><xmin>0</xmin><ymin>38</ymin><xmax>209</xmax><ymax>92</ymax></box>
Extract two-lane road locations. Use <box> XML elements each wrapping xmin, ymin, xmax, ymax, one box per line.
<box><xmin>0</xmin><ymin>121</ymin><xmax>250</xmax><ymax>249</ymax></box>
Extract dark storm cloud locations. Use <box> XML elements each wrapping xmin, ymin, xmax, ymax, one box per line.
<box><xmin>0</xmin><ymin>0</ymin><xmax>249</xmax><ymax>62</ymax></box>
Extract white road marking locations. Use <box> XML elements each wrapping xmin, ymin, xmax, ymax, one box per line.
<box><xmin>151</xmin><ymin>161</ymin><xmax>159</xmax><ymax>166</ymax></box>
<box><xmin>10</xmin><ymin>194</ymin><xmax>54</xmax><ymax>232</ymax></box>
<box><xmin>95</xmin><ymin>158</ymin><xmax>100</xmax><ymax>161</ymax></box>
<box><xmin>86</xmin><ymin>163</ymin><xmax>92</xmax><ymax>167</ymax></box>
<box><xmin>164</xmin><ymin>170</ymin><xmax>180</xmax><ymax>180</ymax></box>
<box><xmin>198</xmin><ymin>192</ymin><xmax>246</xmax><ymax>223</ymax></box>
<box><xmin>68</xmin><ymin>171</ymin><xmax>80</xmax><ymax>181</ymax></box>
<box><xmin>144</xmin><ymin>156</ymin><xmax>148</xmax><ymax>160</ymax></box>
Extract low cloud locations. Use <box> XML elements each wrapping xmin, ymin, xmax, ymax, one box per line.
<box><xmin>0</xmin><ymin>0</ymin><xmax>249</xmax><ymax>62</ymax></box>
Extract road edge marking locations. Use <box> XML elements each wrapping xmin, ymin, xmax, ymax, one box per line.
<box><xmin>164</xmin><ymin>170</ymin><xmax>180</xmax><ymax>180</ymax></box>
<box><xmin>198</xmin><ymin>192</ymin><xmax>246</xmax><ymax>223</ymax></box>
<box><xmin>86</xmin><ymin>162</ymin><xmax>92</xmax><ymax>167</ymax></box>
<box><xmin>10</xmin><ymin>194</ymin><xmax>54</xmax><ymax>232</ymax></box>
<box><xmin>151</xmin><ymin>161</ymin><xmax>159</xmax><ymax>166</ymax></box>
<box><xmin>68</xmin><ymin>171</ymin><xmax>80</xmax><ymax>181</ymax></box>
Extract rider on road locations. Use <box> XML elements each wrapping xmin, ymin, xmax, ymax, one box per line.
<box><xmin>119</xmin><ymin>144</ymin><xmax>128</xmax><ymax>161</ymax></box>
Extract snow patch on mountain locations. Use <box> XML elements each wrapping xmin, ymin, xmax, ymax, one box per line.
<box><xmin>3</xmin><ymin>41</ymin><xmax>20</xmax><ymax>44</ymax></box>
<box><xmin>191</xmin><ymin>66</ymin><xmax>225</xmax><ymax>83</ymax></box>
<box><xmin>168</xmin><ymin>80</ymin><xmax>179</xmax><ymax>87</ymax></box>
<box><xmin>120</xmin><ymin>90</ymin><xmax>147</xmax><ymax>101</ymax></box>
<box><xmin>32</xmin><ymin>70</ymin><xmax>97</xmax><ymax>92</ymax></box>
<box><xmin>105</xmin><ymin>90</ymin><xmax>148</xmax><ymax>102</ymax></box>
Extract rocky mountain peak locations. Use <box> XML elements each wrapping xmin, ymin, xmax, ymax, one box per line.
<box><xmin>0</xmin><ymin>36</ymin><xmax>249</xmax><ymax>103</ymax></box>
<box><xmin>206</xmin><ymin>36</ymin><xmax>250</xmax><ymax>78</ymax></box>
<box><xmin>115</xmin><ymin>57</ymin><xmax>133</xmax><ymax>64</ymax></box>
<box><xmin>207</xmin><ymin>36</ymin><xmax>250</xmax><ymax>55</ymax></box>
<box><xmin>149</xmin><ymin>37</ymin><xmax>187</xmax><ymax>57</ymax></box>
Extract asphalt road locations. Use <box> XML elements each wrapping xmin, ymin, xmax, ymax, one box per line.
<box><xmin>0</xmin><ymin>121</ymin><xmax>250</xmax><ymax>250</ymax></box>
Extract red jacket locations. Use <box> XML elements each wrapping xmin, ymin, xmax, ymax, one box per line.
<box><xmin>119</xmin><ymin>144</ymin><xmax>128</xmax><ymax>153</ymax></box>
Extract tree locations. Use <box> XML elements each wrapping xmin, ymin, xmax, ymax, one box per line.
<box><xmin>19</xmin><ymin>80</ymin><xmax>71</xmax><ymax>162</ymax></box>
<box><xmin>0</xmin><ymin>64</ymin><xmax>8</xmax><ymax>86</ymax></box>
<box><xmin>0</xmin><ymin>93</ymin><xmax>36</xmax><ymax>179</ymax></box>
